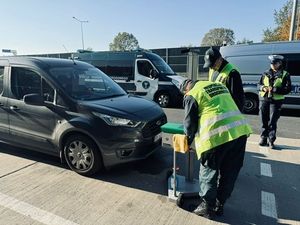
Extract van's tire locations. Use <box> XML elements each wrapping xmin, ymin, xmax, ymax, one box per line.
<box><xmin>155</xmin><ymin>92</ymin><xmax>171</xmax><ymax>108</ymax></box>
<box><xmin>244</xmin><ymin>94</ymin><xmax>259</xmax><ymax>114</ymax></box>
<box><xmin>63</xmin><ymin>134</ymin><xmax>102</xmax><ymax>176</ymax></box>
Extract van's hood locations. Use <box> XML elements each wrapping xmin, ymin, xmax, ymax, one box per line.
<box><xmin>79</xmin><ymin>95</ymin><xmax>165</xmax><ymax>121</ymax></box>
<box><xmin>167</xmin><ymin>75</ymin><xmax>186</xmax><ymax>89</ymax></box>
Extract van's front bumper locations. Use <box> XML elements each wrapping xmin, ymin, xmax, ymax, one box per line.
<box><xmin>101</xmin><ymin>134</ymin><xmax>162</xmax><ymax>168</ymax></box>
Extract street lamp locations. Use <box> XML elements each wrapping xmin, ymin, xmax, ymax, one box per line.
<box><xmin>72</xmin><ymin>16</ymin><xmax>88</xmax><ymax>50</ymax></box>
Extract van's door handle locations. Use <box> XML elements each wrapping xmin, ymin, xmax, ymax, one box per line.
<box><xmin>0</xmin><ymin>102</ymin><xmax>4</xmax><ymax>107</ymax></box>
<box><xmin>137</xmin><ymin>80</ymin><xmax>142</xmax><ymax>82</ymax></box>
<box><xmin>10</xmin><ymin>106</ymin><xmax>20</xmax><ymax>111</ymax></box>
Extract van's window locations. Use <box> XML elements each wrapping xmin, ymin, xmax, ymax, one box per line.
<box><xmin>49</xmin><ymin>66</ymin><xmax>126</xmax><ymax>100</ymax></box>
<box><xmin>0</xmin><ymin>67</ymin><xmax>4</xmax><ymax>94</ymax></box>
<box><xmin>226</xmin><ymin>55</ymin><xmax>269</xmax><ymax>75</ymax></box>
<box><xmin>11</xmin><ymin>67</ymin><xmax>54</xmax><ymax>102</ymax></box>
<box><xmin>42</xmin><ymin>79</ymin><xmax>55</xmax><ymax>102</ymax></box>
<box><xmin>106</xmin><ymin>60</ymin><xmax>134</xmax><ymax>80</ymax></box>
<box><xmin>147</xmin><ymin>54</ymin><xmax>175</xmax><ymax>75</ymax></box>
<box><xmin>283</xmin><ymin>54</ymin><xmax>300</xmax><ymax>76</ymax></box>
<box><xmin>137</xmin><ymin>60</ymin><xmax>154</xmax><ymax>78</ymax></box>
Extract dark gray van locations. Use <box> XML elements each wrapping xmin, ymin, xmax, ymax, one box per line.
<box><xmin>0</xmin><ymin>57</ymin><xmax>166</xmax><ymax>175</ymax></box>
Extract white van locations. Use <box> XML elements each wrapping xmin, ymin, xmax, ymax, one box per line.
<box><xmin>220</xmin><ymin>41</ymin><xmax>300</xmax><ymax>114</ymax></box>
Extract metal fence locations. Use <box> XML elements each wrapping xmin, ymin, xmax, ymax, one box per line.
<box><xmin>26</xmin><ymin>46</ymin><xmax>219</xmax><ymax>80</ymax></box>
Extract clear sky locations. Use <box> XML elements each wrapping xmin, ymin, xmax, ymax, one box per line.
<box><xmin>0</xmin><ymin>0</ymin><xmax>288</xmax><ymax>55</ymax></box>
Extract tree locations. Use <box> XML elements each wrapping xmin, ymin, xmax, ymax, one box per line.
<box><xmin>236</xmin><ymin>38</ymin><xmax>254</xmax><ymax>44</ymax></box>
<box><xmin>109</xmin><ymin>32</ymin><xmax>139</xmax><ymax>51</ymax></box>
<box><xmin>263</xmin><ymin>0</ymin><xmax>300</xmax><ymax>41</ymax></box>
<box><xmin>201</xmin><ymin>28</ymin><xmax>235</xmax><ymax>46</ymax></box>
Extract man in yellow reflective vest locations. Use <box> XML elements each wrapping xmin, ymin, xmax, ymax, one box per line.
<box><xmin>204</xmin><ymin>47</ymin><xmax>245</xmax><ymax>112</ymax></box>
<box><xmin>180</xmin><ymin>79</ymin><xmax>252</xmax><ymax>219</ymax></box>
<box><xmin>258</xmin><ymin>55</ymin><xmax>291</xmax><ymax>148</ymax></box>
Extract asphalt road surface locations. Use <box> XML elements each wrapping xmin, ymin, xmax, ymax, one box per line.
<box><xmin>0</xmin><ymin>108</ymin><xmax>299</xmax><ymax>225</ymax></box>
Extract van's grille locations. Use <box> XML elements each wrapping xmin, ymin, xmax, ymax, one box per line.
<box><xmin>142</xmin><ymin>115</ymin><xmax>167</xmax><ymax>138</ymax></box>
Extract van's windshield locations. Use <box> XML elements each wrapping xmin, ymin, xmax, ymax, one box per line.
<box><xmin>147</xmin><ymin>54</ymin><xmax>175</xmax><ymax>75</ymax></box>
<box><xmin>49</xmin><ymin>66</ymin><xmax>126</xmax><ymax>100</ymax></box>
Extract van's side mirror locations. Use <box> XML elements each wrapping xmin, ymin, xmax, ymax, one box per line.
<box><xmin>23</xmin><ymin>93</ymin><xmax>44</xmax><ymax>106</ymax></box>
<box><xmin>150</xmin><ymin>69</ymin><xmax>158</xmax><ymax>79</ymax></box>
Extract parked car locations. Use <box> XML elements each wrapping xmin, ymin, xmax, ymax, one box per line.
<box><xmin>0</xmin><ymin>57</ymin><xmax>167</xmax><ymax>175</ymax></box>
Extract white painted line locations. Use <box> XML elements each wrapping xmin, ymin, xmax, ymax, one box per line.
<box><xmin>259</xmin><ymin>147</ymin><xmax>269</xmax><ymax>155</ymax></box>
<box><xmin>261</xmin><ymin>191</ymin><xmax>278</xmax><ymax>219</ymax></box>
<box><xmin>0</xmin><ymin>192</ymin><xmax>79</xmax><ymax>225</ymax></box>
<box><xmin>247</xmin><ymin>141</ymin><xmax>257</xmax><ymax>145</ymax></box>
<box><xmin>260</xmin><ymin>163</ymin><xmax>272</xmax><ymax>177</ymax></box>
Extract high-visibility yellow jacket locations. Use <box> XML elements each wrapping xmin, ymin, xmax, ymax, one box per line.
<box><xmin>187</xmin><ymin>81</ymin><xmax>252</xmax><ymax>159</ymax></box>
<box><xmin>259</xmin><ymin>70</ymin><xmax>289</xmax><ymax>100</ymax></box>
<box><xmin>209</xmin><ymin>63</ymin><xmax>239</xmax><ymax>84</ymax></box>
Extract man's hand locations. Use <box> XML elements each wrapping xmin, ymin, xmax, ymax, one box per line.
<box><xmin>268</xmin><ymin>87</ymin><xmax>273</xmax><ymax>92</ymax></box>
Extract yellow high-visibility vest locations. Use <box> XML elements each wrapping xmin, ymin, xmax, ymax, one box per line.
<box><xmin>259</xmin><ymin>70</ymin><xmax>288</xmax><ymax>100</ymax></box>
<box><xmin>187</xmin><ymin>81</ymin><xmax>252</xmax><ymax>159</ymax></box>
<box><xmin>209</xmin><ymin>63</ymin><xmax>238</xmax><ymax>84</ymax></box>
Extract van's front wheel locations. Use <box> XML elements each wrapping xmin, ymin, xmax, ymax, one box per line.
<box><xmin>156</xmin><ymin>92</ymin><xmax>170</xmax><ymax>108</ymax></box>
<box><xmin>244</xmin><ymin>94</ymin><xmax>259</xmax><ymax>114</ymax></box>
<box><xmin>63</xmin><ymin>134</ymin><xmax>102</xmax><ymax>176</ymax></box>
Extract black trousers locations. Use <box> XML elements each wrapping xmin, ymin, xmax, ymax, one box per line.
<box><xmin>199</xmin><ymin>135</ymin><xmax>247</xmax><ymax>206</ymax></box>
<box><xmin>259</xmin><ymin>99</ymin><xmax>283</xmax><ymax>143</ymax></box>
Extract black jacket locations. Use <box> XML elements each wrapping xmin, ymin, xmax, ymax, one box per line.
<box><xmin>183</xmin><ymin>81</ymin><xmax>199</xmax><ymax>145</ymax></box>
<box><xmin>258</xmin><ymin>69</ymin><xmax>292</xmax><ymax>100</ymax></box>
<box><xmin>211</xmin><ymin>60</ymin><xmax>245</xmax><ymax>112</ymax></box>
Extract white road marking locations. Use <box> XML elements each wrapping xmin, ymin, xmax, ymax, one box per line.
<box><xmin>0</xmin><ymin>192</ymin><xmax>79</xmax><ymax>225</ymax></box>
<box><xmin>260</xmin><ymin>163</ymin><xmax>272</xmax><ymax>177</ymax></box>
<box><xmin>261</xmin><ymin>191</ymin><xmax>278</xmax><ymax>219</ymax></box>
<box><xmin>259</xmin><ymin>147</ymin><xmax>269</xmax><ymax>155</ymax></box>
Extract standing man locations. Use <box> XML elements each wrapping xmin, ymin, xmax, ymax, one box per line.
<box><xmin>180</xmin><ymin>79</ymin><xmax>252</xmax><ymax>219</ymax></box>
<box><xmin>203</xmin><ymin>47</ymin><xmax>245</xmax><ymax>112</ymax></box>
<box><xmin>258</xmin><ymin>55</ymin><xmax>291</xmax><ymax>148</ymax></box>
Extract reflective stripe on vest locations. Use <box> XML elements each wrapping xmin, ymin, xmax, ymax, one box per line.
<box><xmin>187</xmin><ymin>81</ymin><xmax>252</xmax><ymax>159</ymax></box>
<box><xmin>200</xmin><ymin>110</ymin><xmax>241</xmax><ymax>131</ymax></box>
<box><xmin>198</xmin><ymin>118</ymin><xmax>249</xmax><ymax>144</ymax></box>
<box><xmin>259</xmin><ymin>70</ymin><xmax>288</xmax><ymax>100</ymax></box>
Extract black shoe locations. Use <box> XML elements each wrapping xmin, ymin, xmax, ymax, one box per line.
<box><xmin>215</xmin><ymin>200</ymin><xmax>224</xmax><ymax>216</ymax></box>
<box><xmin>259</xmin><ymin>138</ymin><xmax>269</xmax><ymax>147</ymax></box>
<box><xmin>193</xmin><ymin>201</ymin><xmax>214</xmax><ymax>219</ymax></box>
<box><xmin>269</xmin><ymin>142</ymin><xmax>275</xmax><ymax>149</ymax></box>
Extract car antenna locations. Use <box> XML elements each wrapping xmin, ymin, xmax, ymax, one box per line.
<box><xmin>63</xmin><ymin>44</ymin><xmax>76</xmax><ymax>65</ymax></box>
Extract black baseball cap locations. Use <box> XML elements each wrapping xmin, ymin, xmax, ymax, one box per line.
<box><xmin>203</xmin><ymin>47</ymin><xmax>221</xmax><ymax>68</ymax></box>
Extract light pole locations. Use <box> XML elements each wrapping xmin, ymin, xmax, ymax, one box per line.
<box><xmin>72</xmin><ymin>16</ymin><xmax>88</xmax><ymax>50</ymax></box>
<box><xmin>289</xmin><ymin>0</ymin><xmax>298</xmax><ymax>41</ymax></box>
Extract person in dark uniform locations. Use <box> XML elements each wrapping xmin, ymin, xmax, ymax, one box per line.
<box><xmin>180</xmin><ymin>79</ymin><xmax>252</xmax><ymax>219</ymax></box>
<box><xmin>258</xmin><ymin>55</ymin><xmax>291</xmax><ymax>148</ymax></box>
<box><xmin>203</xmin><ymin>47</ymin><xmax>245</xmax><ymax>112</ymax></box>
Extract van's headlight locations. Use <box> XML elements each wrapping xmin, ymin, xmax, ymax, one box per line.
<box><xmin>171</xmin><ymin>79</ymin><xmax>180</xmax><ymax>89</ymax></box>
<box><xmin>92</xmin><ymin>112</ymin><xmax>141</xmax><ymax>127</ymax></box>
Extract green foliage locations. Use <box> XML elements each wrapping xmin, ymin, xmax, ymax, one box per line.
<box><xmin>201</xmin><ymin>28</ymin><xmax>235</xmax><ymax>46</ymax></box>
<box><xmin>109</xmin><ymin>32</ymin><xmax>139</xmax><ymax>51</ymax></box>
<box><xmin>262</xmin><ymin>0</ymin><xmax>295</xmax><ymax>42</ymax></box>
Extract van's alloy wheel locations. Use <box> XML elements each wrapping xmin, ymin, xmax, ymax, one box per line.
<box><xmin>64</xmin><ymin>135</ymin><xmax>102</xmax><ymax>175</ymax></box>
<box><xmin>157</xmin><ymin>93</ymin><xmax>170</xmax><ymax>108</ymax></box>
